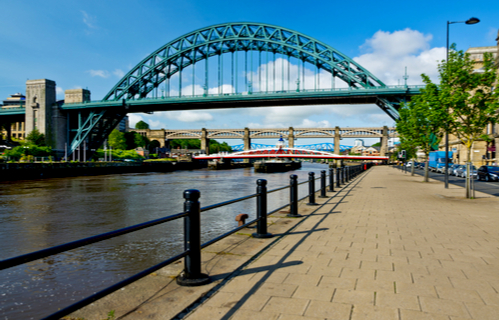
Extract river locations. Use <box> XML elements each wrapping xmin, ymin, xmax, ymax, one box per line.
<box><xmin>0</xmin><ymin>162</ymin><xmax>329</xmax><ymax>319</ymax></box>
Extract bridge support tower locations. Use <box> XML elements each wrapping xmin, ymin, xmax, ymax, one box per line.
<box><xmin>243</xmin><ymin>127</ymin><xmax>251</xmax><ymax>163</ymax></box>
<box><xmin>380</xmin><ymin>126</ymin><xmax>388</xmax><ymax>158</ymax></box>
<box><xmin>25</xmin><ymin>79</ymin><xmax>69</xmax><ymax>155</ymax></box>
<box><xmin>334</xmin><ymin>126</ymin><xmax>341</xmax><ymax>167</ymax></box>
<box><xmin>288</xmin><ymin>127</ymin><xmax>294</xmax><ymax>148</ymax></box>
<box><xmin>200</xmin><ymin>128</ymin><xmax>209</xmax><ymax>154</ymax></box>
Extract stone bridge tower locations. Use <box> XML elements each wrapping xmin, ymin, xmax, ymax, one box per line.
<box><xmin>25</xmin><ymin>79</ymin><xmax>56</xmax><ymax>141</ymax></box>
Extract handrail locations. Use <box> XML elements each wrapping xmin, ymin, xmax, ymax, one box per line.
<box><xmin>0</xmin><ymin>211</ymin><xmax>188</xmax><ymax>271</ymax></box>
<box><xmin>61</xmin><ymin>85</ymin><xmax>425</xmax><ymax>105</ymax></box>
<box><xmin>0</xmin><ymin>165</ymin><xmax>371</xmax><ymax>320</ymax></box>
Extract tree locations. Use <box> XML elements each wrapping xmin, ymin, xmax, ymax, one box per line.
<box><xmin>108</xmin><ymin>129</ymin><xmax>127</xmax><ymax>150</ymax></box>
<box><xmin>26</xmin><ymin>128</ymin><xmax>46</xmax><ymax>146</ymax></box>
<box><xmin>134</xmin><ymin>132</ymin><xmax>149</xmax><ymax>148</ymax></box>
<box><xmin>135</xmin><ymin>121</ymin><xmax>150</xmax><ymax>129</ymax></box>
<box><xmin>371</xmin><ymin>142</ymin><xmax>381</xmax><ymax>147</ymax></box>
<box><xmin>396</xmin><ymin>76</ymin><xmax>448</xmax><ymax>182</ymax></box>
<box><xmin>439</xmin><ymin>46</ymin><xmax>499</xmax><ymax>165</ymax></box>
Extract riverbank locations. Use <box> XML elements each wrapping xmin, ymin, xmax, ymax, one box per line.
<box><xmin>0</xmin><ymin>161</ymin><xmax>206</xmax><ymax>181</ymax></box>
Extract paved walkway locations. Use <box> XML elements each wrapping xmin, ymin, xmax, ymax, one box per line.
<box><xmin>184</xmin><ymin>166</ymin><xmax>499</xmax><ymax>320</ymax></box>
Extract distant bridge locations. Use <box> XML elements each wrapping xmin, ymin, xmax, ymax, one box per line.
<box><xmin>230</xmin><ymin>143</ymin><xmax>351</xmax><ymax>152</ymax></box>
<box><xmin>135</xmin><ymin>126</ymin><xmax>396</xmax><ymax>156</ymax></box>
<box><xmin>194</xmin><ymin>147</ymin><xmax>388</xmax><ymax>161</ymax></box>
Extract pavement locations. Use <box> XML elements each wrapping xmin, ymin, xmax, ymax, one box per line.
<box><xmin>69</xmin><ymin>165</ymin><xmax>498</xmax><ymax>320</ymax></box>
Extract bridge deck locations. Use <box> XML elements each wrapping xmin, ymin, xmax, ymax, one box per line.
<box><xmin>58</xmin><ymin>85</ymin><xmax>422</xmax><ymax>113</ymax></box>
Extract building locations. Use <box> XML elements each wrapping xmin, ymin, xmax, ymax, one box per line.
<box><xmin>0</xmin><ymin>93</ymin><xmax>26</xmax><ymax>140</ymax></box>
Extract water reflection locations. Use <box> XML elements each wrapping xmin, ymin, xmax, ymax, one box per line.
<box><xmin>0</xmin><ymin>163</ymin><xmax>328</xmax><ymax>319</ymax></box>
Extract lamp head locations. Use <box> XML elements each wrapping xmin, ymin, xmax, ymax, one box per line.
<box><xmin>466</xmin><ymin>17</ymin><xmax>480</xmax><ymax>25</ymax></box>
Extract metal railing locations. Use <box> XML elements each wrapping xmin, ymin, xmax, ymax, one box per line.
<box><xmin>0</xmin><ymin>165</ymin><xmax>370</xmax><ymax>319</ymax></box>
<box><xmin>61</xmin><ymin>85</ymin><xmax>424</xmax><ymax>105</ymax></box>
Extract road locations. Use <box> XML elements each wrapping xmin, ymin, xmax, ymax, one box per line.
<box><xmin>396</xmin><ymin>165</ymin><xmax>499</xmax><ymax>197</ymax></box>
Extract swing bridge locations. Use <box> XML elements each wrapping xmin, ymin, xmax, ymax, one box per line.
<box><xmin>0</xmin><ymin>22</ymin><xmax>420</xmax><ymax>157</ymax></box>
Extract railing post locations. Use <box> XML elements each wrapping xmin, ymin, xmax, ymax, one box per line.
<box><xmin>319</xmin><ymin>170</ymin><xmax>328</xmax><ymax>198</ymax></box>
<box><xmin>177</xmin><ymin>189</ymin><xmax>211</xmax><ymax>286</ymax></box>
<box><xmin>287</xmin><ymin>174</ymin><xmax>303</xmax><ymax>218</ymax></box>
<box><xmin>307</xmin><ymin>172</ymin><xmax>318</xmax><ymax>205</ymax></box>
<box><xmin>341</xmin><ymin>167</ymin><xmax>345</xmax><ymax>184</ymax></box>
<box><xmin>329</xmin><ymin>168</ymin><xmax>335</xmax><ymax>192</ymax></box>
<box><xmin>252</xmin><ymin>179</ymin><xmax>273</xmax><ymax>238</ymax></box>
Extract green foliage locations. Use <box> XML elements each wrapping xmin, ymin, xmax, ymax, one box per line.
<box><xmin>168</xmin><ymin>139</ymin><xmax>231</xmax><ymax>153</ymax></box>
<box><xmin>135</xmin><ymin>120</ymin><xmax>150</xmax><ymax>129</ymax></box>
<box><xmin>26</xmin><ymin>128</ymin><xmax>46</xmax><ymax>146</ymax></box>
<box><xmin>134</xmin><ymin>132</ymin><xmax>149</xmax><ymax>148</ymax></box>
<box><xmin>3</xmin><ymin>145</ymin><xmax>53</xmax><ymax>160</ymax></box>
<box><xmin>93</xmin><ymin>149</ymin><xmax>145</xmax><ymax>160</ymax></box>
<box><xmin>439</xmin><ymin>46</ymin><xmax>499</xmax><ymax>162</ymax></box>
<box><xmin>371</xmin><ymin>142</ymin><xmax>381</xmax><ymax>147</ymax></box>
<box><xmin>170</xmin><ymin>139</ymin><xmax>200</xmax><ymax>149</ymax></box>
<box><xmin>108</xmin><ymin>129</ymin><xmax>127</xmax><ymax>150</ymax></box>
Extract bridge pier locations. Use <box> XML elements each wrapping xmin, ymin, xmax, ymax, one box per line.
<box><xmin>380</xmin><ymin>126</ymin><xmax>388</xmax><ymax>158</ymax></box>
<box><xmin>334</xmin><ymin>126</ymin><xmax>341</xmax><ymax>167</ymax></box>
<box><xmin>288</xmin><ymin>127</ymin><xmax>294</xmax><ymax>148</ymax></box>
<box><xmin>200</xmin><ymin>128</ymin><xmax>209</xmax><ymax>155</ymax></box>
<box><xmin>243</xmin><ymin>127</ymin><xmax>251</xmax><ymax>163</ymax></box>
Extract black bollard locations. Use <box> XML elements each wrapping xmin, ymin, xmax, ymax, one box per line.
<box><xmin>306</xmin><ymin>172</ymin><xmax>318</xmax><ymax>205</ymax></box>
<box><xmin>329</xmin><ymin>168</ymin><xmax>335</xmax><ymax>192</ymax></box>
<box><xmin>287</xmin><ymin>175</ymin><xmax>303</xmax><ymax>218</ymax></box>
<box><xmin>336</xmin><ymin>168</ymin><xmax>341</xmax><ymax>188</ymax></box>
<box><xmin>177</xmin><ymin>190</ymin><xmax>211</xmax><ymax>286</ymax></box>
<box><xmin>252</xmin><ymin>179</ymin><xmax>273</xmax><ymax>238</ymax></box>
<box><xmin>319</xmin><ymin>170</ymin><xmax>328</xmax><ymax>198</ymax></box>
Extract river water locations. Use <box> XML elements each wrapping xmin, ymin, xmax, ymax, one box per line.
<box><xmin>0</xmin><ymin>162</ymin><xmax>329</xmax><ymax>319</ymax></box>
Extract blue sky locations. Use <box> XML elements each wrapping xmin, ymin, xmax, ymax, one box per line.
<box><xmin>1</xmin><ymin>0</ymin><xmax>498</xmax><ymax>146</ymax></box>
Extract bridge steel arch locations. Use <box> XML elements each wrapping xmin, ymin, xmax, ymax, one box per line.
<box><xmin>103</xmin><ymin>22</ymin><xmax>386</xmax><ymax>102</ymax></box>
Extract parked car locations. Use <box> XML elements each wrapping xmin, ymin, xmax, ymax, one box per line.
<box><xmin>451</xmin><ymin>164</ymin><xmax>464</xmax><ymax>176</ymax></box>
<box><xmin>447</xmin><ymin>164</ymin><xmax>461</xmax><ymax>176</ymax></box>
<box><xmin>477</xmin><ymin>166</ymin><xmax>499</xmax><ymax>181</ymax></box>
<box><xmin>455</xmin><ymin>165</ymin><xmax>477</xmax><ymax>178</ymax></box>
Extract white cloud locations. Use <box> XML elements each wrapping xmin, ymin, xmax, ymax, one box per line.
<box><xmin>81</xmin><ymin>11</ymin><xmax>97</xmax><ymax>30</ymax></box>
<box><xmin>87</xmin><ymin>70</ymin><xmax>110</xmax><ymax>78</ymax></box>
<box><xmin>354</xmin><ymin>28</ymin><xmax>446</xmax><ymax>84</ymax></box>
<box><xmin>56</xmin><ymin>86</ymin><xmax>64</xmax><ymax>95</ymax></box>
<box><xmin>113</xmin><ymin>69</ymin><xmax>125</xmax><ymax>78</ymax></box>
<box><xmin>128</xmin><ymin>114</ymin><xmax>144</xmax><ymax>128</ymax></box>
<box><xmin>296</xmin><ymin>119</ymin><xmax>331</xmax><ymax>128</ymax></box>
<box><xmin>165</xmin><ymin>110</ymin><xmax>213</xmax><ymax>122</ymax></box>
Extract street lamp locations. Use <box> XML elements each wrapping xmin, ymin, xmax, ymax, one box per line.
<box><xmin>444</xmin><ymin>17</ymin><xmax>480</xmax><ymax>189</ymax></box>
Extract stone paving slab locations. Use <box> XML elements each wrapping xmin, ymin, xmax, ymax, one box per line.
<box><xmin>183</xmin><ymin>166</ymin><xmax>498</xmax><ymax>320</ymax></box>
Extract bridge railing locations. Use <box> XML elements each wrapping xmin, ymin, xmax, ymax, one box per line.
<box><xmin>0</xmin><ymin>164</ymin><xmax>371</xmax><ymax>319</ymax></box>
<box><xmin>61</xmin><ymin>85</ymin><xmax>425</xmax><ymax>105</ymax></box>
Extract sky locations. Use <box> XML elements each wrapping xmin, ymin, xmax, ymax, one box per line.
<box><xmin>0</xmin><ymin>0</ymin><xmax>498</xmax><ymax>147</ymax></box>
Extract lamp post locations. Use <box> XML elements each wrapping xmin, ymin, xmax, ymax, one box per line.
<box><xmin>444</xmin><ymin>17</ymin><xmax>480</xmax><ymax>189</ymax></box>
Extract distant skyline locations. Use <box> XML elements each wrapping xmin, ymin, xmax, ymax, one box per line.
<box><xmin>1</xmin><ymin>0</ymin><xmax>498</xmax><ymax>146</ymax></box>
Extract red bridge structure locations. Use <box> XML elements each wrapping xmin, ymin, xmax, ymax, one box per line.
<box><xmin>193</xmin><ymin>147</ymin><xmax>389</xmax><ymax>161</ymax></box>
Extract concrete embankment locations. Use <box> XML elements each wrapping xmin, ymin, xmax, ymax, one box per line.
<box><xmin>0</xmin><ymin>161</ymin><xmax>204</xmax><ymax>181</ymax></box>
